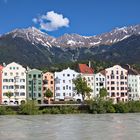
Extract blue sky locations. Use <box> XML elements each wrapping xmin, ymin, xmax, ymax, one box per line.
<box><xmin>0</xmin><ymin>0</ymin><xmax>140</xmax><ymax>37</ymax></box>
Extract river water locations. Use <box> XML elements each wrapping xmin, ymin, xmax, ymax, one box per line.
<box><xmin>0</xmin><ymin>114</ymin><xmax>140</xmax><ymax>140</ymax></box>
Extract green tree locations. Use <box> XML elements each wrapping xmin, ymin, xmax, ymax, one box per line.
<box><xmin>44</xmin><ymin>89</ymin><xmax>53</xmax><ymax>104</ymax></box>
<box><xmin>5</xmin><ymin>91</ymin><xmax>13</xmax><ymax>104</ymax></box>
<box><xmin>73</xmin><ymin>76</ymin><xmax>93</xmax><ymax>101</ymax></box>
<box><xmin>99</xmin><ymin>88</ymin><xmax>108</xmax><ymax>99</ymax></box>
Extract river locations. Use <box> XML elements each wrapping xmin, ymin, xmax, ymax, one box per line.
<box><xmin>0</xmin><ymin>114</ymin><xmax>140</xmax><ymax>140</ymax></box>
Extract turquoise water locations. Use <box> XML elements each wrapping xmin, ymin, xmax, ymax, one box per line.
<box><xmin>0</xmin><ymin>114</ymin><xmax>140</xmax><ymax>140</ymax></box>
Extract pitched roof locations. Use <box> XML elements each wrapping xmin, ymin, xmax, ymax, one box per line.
<box><xmin>122</xmin><ymin>64</ymin><xmax>139</xmax><ymax>75</ymax></box>
<box><xmin>78</xmin><ymin>64</ymin><xmax>94</xmax><ymax>74</ymax></box>
<box><xmin>100</xmin><ymin>70</ymin><xmax>106</xmax><ymax>76</ymax></box>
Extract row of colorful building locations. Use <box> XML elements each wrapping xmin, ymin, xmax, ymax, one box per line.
<box><xmin>0</xmin><ymin>62</ymin><xmax>140</xmax><ymax>105</ymax></box>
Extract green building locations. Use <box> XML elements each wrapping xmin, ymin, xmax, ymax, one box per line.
<box><xmin>27</xmin><ymin>69</ymin><xmax>43</xmax><ymax>104</ymax></box>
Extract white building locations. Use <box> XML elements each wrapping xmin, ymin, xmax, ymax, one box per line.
<box><xmin>94</xmin><ymin>72</ymin><xmax>106</xmax><ymax>97</ymax></box>
<box><xmin>2</xmin><ymin>62</ymin><xmax>27</xmax><ymax>105</ymax></box>
<box><xmin>105</xmin><ymin>65</ymin><xmax>128</xmax><ymax>103</ymax></box>
<box><xmin>123</xmin><ymin>65</ymin><xmax>140</xmax><ymax>101</ymax></box>
<box><xmin>55</xmin><ymin>67</ymin><xmax>81</xmax><ymax>101</ymax></box>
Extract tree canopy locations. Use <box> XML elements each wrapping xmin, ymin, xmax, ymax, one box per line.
<box><xmin>73</xmin><ymin>76</ymin><xmax>93</xmax><ymax>101</ymax></box>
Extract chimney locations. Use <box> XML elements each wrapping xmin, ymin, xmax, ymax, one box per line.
<box><xmin>3</xmin><ymin>62</ymin><xmax>6</xmax><ymax>67</ymax></box>
<box><xmin>88</xmin><ymin>61</ymin><xmax>91</xmax><ymax>68</ymax></box>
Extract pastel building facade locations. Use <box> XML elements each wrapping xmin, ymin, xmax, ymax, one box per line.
<box><xmin>43</xmin><ymin>72</ymin><xmax>54</xmax><ymax>101</ymax></box>
<box><xmin>78</xmin><ymin>63</ymin><xmax>94</xmax><ymax>99</ymax></box>
<box><xmin>94</xmin><ymin>72</ymin><xmax>106</xmax><ymax>97</ymax></box>
<box><xmin>27</xmin><ymin>69</ymin><xmax>43</xmax><ymax>104</ymax></box>
<box><xmin>0</xmin><ymin>65</ymin><xmax>3</xmax><ymax>104</ymax></box>
<box><xmin>2</xmin><ymin>62</ymin><xmax>26</xmax><ymax>105</ymax></box>
<box><xmin>55</xmin><ymin>67</ymin><xmax>80</xmax><ymax>101</ymax></box>
<box><xmin>105</xmin><ymin>65</ymin><xmax>128</xmax><ymax>103</ymax></box>
<box><xmin>123</xmin><ymin>65</ymin><xmax>140</xmax><ymax>101</ymax></box>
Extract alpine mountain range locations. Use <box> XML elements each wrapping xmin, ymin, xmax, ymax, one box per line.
<box><xmin>0</xmin><ymin>24</ymin><xmax>140</xmax><ymax>67</ymax></box>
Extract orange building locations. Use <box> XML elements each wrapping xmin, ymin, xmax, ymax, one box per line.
<box><xmin>0</xmin><ymin>65</ymin><xmax>3</xmax><ymax>104</ymax></box>
<box><xmin>43</xmin><ymin>72</ymin><xmax>54</xmax><ymax>101</ymax></box>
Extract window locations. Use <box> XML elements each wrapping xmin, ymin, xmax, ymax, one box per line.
<box><xmin>38</xmin><ymin>93</ymin><xmax>41</xmax><ymax>97</ymax></box>
<box><xmin>66</xmin><ymin>85</ymin><xmax>68</xmax><ymax>89</ymax></box>
<box><xmin>29</xmin><ymin>81</ymin><xmax>32</xmax><ymax>85</ymax></box>
<box><xmin>51</xmin><ymin>76</ymin><xmax>53</xmax><ymax>79</ymax></box>
<box><xmin>38</xmin><ymin>86</ymin><xmax>41</xmax><ymax>91</ymax></box>
<box><xmin>111</xmin><ymin>81</ymin><xmax>115</xmax><ymax>85</ymax></box>
<box><xmin>10</xmin><ymin>72</ymin><xmax>13</xmax><ymax>76</ymax></box>
<box><xmin>3</xmin><ymin>85</ymin><xmax>8</xmax><ymax>89</ymax></box>
<box><xmin>107</xmin><ymin>87</ymin><xmax>109</xmax><ymax>90</ymax></box>
<box><xmin>116</xmin><ymin>71</ymin><xmax>118</xmax><ymax>74</ymax></box>
<box><xmin>15</xmin><ymin>85</ymin><xmax>19</xmax><ymax>89</ymax></box>
<box><xmin>16</xmin><ymin>72</ymin><xmax>19</xmax><ymax>76</ymax></box>
<box><xmin>116</xmin><ymin>76</ymin><xmax>119</xmax><ymax>79</ymax></box>
<box><xmin>15</xmin><ymin>92</ymin><xmax>19</xmax><ymax>96</ymax></box>
<box><xmin>120</xmin><ymin>82</ymin><xmax>124</xmax><ymax>85</ymax></box>
<box><xmin>63</xmin><ymin>80</ymin><xmax>65</xmax><ymax>83</ymax></box>
<box><xmin>121</xmin><ymin>87</ymin><xmax>124</xmax><ymax>90</ymax></box>
<box><xmin>33</xmin><ymin>74</ymin><xmax>36</xmax><ymax>78</ymax></box>
<box><xmin>10</xmin><ymin>67</ymin><xmax>12</xmax><ymax>70</ymax></box>
<box><xmin>56</xmin><ymin>87</ymin><xmax>60</xmax><ymax>90</ymax></box>
<box><xmin>21</xmin><ymin>72</ymin><xmax>24</xmax><ymax>76</ymax></box>
<box><xmin>117</xmin><ymin>93</ymin><xmax>119</xmax><ymax>96</ymax></box>
<box><xmin>69</xmin><ymin>86</ymin><xmax>71</xmax><ymax>90</ymax></box>
<box><xmin>9</xmin><ymin>85</ymin><xmax>14</xmax><ymax>89</ymax></box>
<box><xmin>20</xmin><ymin>85</ymin><xmax>25</xmax><ymax>89</ymax></box>
<box><xmin>63</xmin><ymin>74</ymin><xmax>65</xmax><ymax>77</ymax></box>
<box><xmin>29</xmin><ymin>86</ymin><xmax>32</xmax><ymax>91</ymax></box>
<box><xmin>96</xmin><ymin>78</ymin><xmax>98</xmax><ymax>81</ymax></box>
<box><xmin>63</xmin><ymin>93</ymin><xmax>65</xmax><ymax>96</ymax></box>
<box><xmin>121</xmin><ymin>92</ymin><xmax>124</xmax><ymax>97</ymax></box>
<box><xmin>73</xmin><ymin>74</ymin><xmax>75</xmax><ymax>77</ymax></box>
<box><xmin>38</xmin><ymin>74</ymin><xmax>41</xmax><ymax>78</ymax></box>
<box><xmin>4</xmin><ymin>73</ymin><xmax>7</xmax><ymax>76</ymax></box>
<box><xmin>111</xmin><ymin>92</ymin><xmax>115</xmax><ymax>97</ymax></box>
<box><xmin>29</xmin><ymin>74</ymin><xmax>32</xmax><ymax>78</ymax></box>
<box><xmin>69</xmin><ymin>93</ymin><xmax>71</xmax><ymax>96</ymax></box>
<box><xmin>20</xmin><ymin>92</ymin><xmax>25</xmax><ymax>96</ymax></box>
<box><xmin>111</xmin><ymin>76</ymin><xmax>114</xmax><ymax>79</ymax></box>
<box><xmin>63</xmin><ymin>86</ymin><xmax>65</xmax><ymax>90</ymax></box>
<box><xmin>3</xmin><ymin>79</ymin><xmax>8</xmax><ymax>82</ymax></box>
<box><xmin>20</xmin><ymin>79</ymin><xmax>25</xmax><ymax>82</ymax></box>
<box><xmin>38</xmin><ymin>80</ymin><xmax>41</xmax><ymax>85</ymax></box>
<box><xmin>51</xmin><ymin>81</ymin><xmax>53</xmax><ymax>84</ymax></box>
<box><xmin>56</xmin><ymin>93</ymin><xmax>60</xmax><ymax>96</ymax></box>
<box><xmin>67</xmin><ymin>74</ymin><xmax>70</xmax><ymax>77</ymax></box>
<box><xmin>111</xmin><ymin>87</ymin><xmax>115</xmax><ymax>90</ymax></box>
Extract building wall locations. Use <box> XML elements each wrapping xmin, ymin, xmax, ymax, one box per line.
<box><xmin>94</xmin><ymin>73</ymin><xmax>106</xmax><ymax>97</ymax></box>
<box><xmin>0</xmin><ymin>66</ymin><xmax>3</xmax><ymax>104</ymax></box>
<box><xmin>43</xmin><ymin>72</ymin><xmax>54</xmax><ymax>100</ymax></box>
<box><xmin>55</xmin><ymin>67</ymin><xmax>81</xmax><ymax>101</ymax></box>
<box><xmin>2</xmin><ymin>62</ymin><xmax>26</xmax><ymax>105</ymax></box>
<box><xmin>27</xmin><ymin>69</ymin><xmax>43</xmax><ymax>104</ymax></box>
<box><xmin>128</xmin><ymin>75</ymin><xmax>140</xmax><ymax>100</ymax></box>
<box><xmin>105</xmin><ymin>65</ymin><xmax>128</xmax><ymax>103</ymax></box>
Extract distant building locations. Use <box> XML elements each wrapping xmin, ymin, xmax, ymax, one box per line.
<box><xmin>78</xmin><ymin>63</ymin><xmax>94</xmax><ymax>99</ymax></box>
<box><xmin>54</xmin><ymin>67</ymin><xmax>80</xmax><ymax>101</ymax></box>
<box><xmin>105</xmin><ymin>65</ymin><xmax>128</xmax><ymax>103</ymax></box>
<box><xmin>123</xmin><ymin>65</ymin><xmax>140</xmax><ymax>101</ymax></box>
<box><xmin>94</xmin><ymin>71</ymin><xmax>106</xmax><ymax>97</ymax></box>
<box><xmin>43</xmin><ymin>72</ymin><xmax>54</xmax><ymax>102</ymax></box>
<box><xmin>0</xmin><ymin>65</ymin><xmax>3</xmax><ymax>104</ymax></box>
<box><xmin>2</xmin><ymin>62</ymin><xmax>26</xmax><ymax>105</ymax></box>
<box><xmin>27</xmin><ymin>69</ymin><xmax>43</xmax><ymax>104</ymax></box>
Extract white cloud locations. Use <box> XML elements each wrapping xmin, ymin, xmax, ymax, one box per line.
<box><xmin>33</xmin><ymin>11</ymin><xmax>70</xmax><ymax>31</ymax></box>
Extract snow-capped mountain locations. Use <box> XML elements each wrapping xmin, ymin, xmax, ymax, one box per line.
<box><xmin>3</xmin><ymin>24</ymin><xmax>140</xmax><ymax>48</ymax></box>
<box><xmin>0</xmin><ymin>24</ymin><xmax>140</xmax><ymax>67</ymax></box>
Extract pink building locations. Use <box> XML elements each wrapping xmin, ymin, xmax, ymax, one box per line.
<box><xmin>105</xmin><ymin>65</ymin><xmax>128</xmax><ymax>103</ymax></box>
<box><xmin>43</xmin><ymin>72</ymin><xmax>54</xmax><ymax>101</ymax></box>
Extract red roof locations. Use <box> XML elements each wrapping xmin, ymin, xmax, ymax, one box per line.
<box><xmin>0</xmin><ymin>65</ymin><xmax>3</xmax><ymax>71</ymax></box>
<box><xmin>78</xmin><ymin>64</ymin><xmax>94</xmax><ymax>74</ymax></box>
